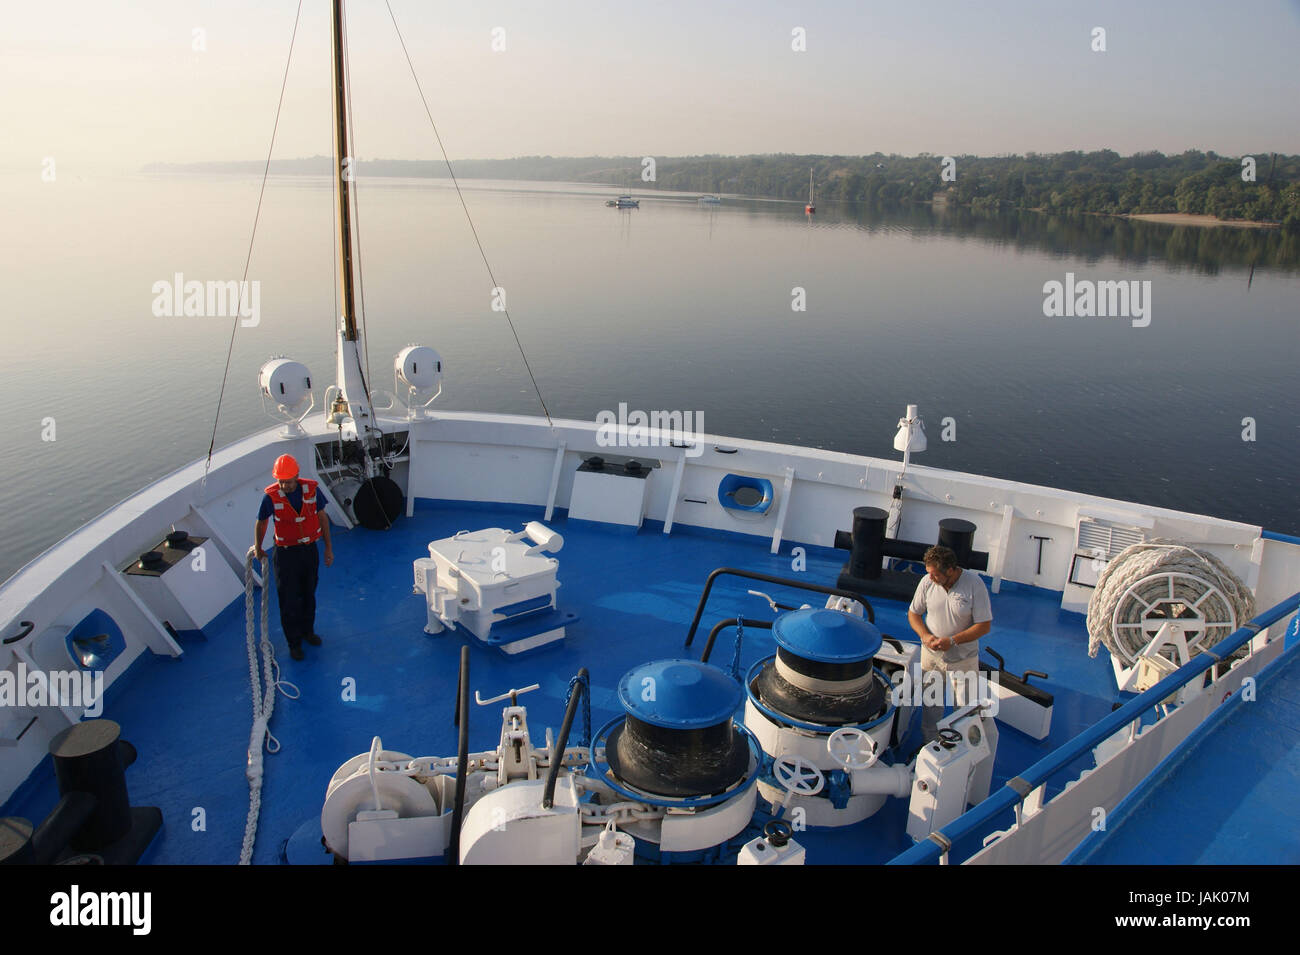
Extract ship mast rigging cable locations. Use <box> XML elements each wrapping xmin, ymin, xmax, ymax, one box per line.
<box><xmin>203</xmin><ymin>0</ymin><xmax>305</xmax><ymax>485</ymax></box>
<box><xmin>384</xmin><ymin>0</ymin><xmax>554</xmax><ymax>428</ymax></box>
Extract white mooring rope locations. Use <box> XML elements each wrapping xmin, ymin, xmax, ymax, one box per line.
<box><xmin>1086</xmin><ymin>538</ymin><xmax>1256</xmax><ymax>665</ymax></box>
<box><xmin>240</xmin><ymin>549</ymin><xmax>300</xmax><ymax>865</ymax></box>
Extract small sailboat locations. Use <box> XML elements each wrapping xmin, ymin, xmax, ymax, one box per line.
<box><xmin>805</xmin><ymin>168</ymin><xmax>815</xmax><ymax>214</ymax></box>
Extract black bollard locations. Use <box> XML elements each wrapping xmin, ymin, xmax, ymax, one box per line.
<box><xmin>834</xmin><ymin>508</ymin><xmax>989</xmax><ymax>602</ymax></box>
<box><xmin>938</xmin><ymin>518</ymin><xmax>987</xmax><ymax>571</ymax></box>
<box><xmin>50</xmin><ymin>720</ymin><xmax>132</xmax><ymax>850</ymax></box>
<box><xmin>0</xmin><ymin>817</ymin><xmax>36</xmax><ymax>865</ymax></box>
<box><xmin>834</xmin><ymin>506</ymin><xmax>888</xmax><ymax>581</ymax></box>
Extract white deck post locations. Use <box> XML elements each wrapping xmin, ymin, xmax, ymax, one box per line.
<box><xmin>770</xmin><ymin>467</ymin><xmax>796</xmax><ymax>554</ymax></box>
<box><xmin>663</xmin><ymin>453</ymin><xmax>687</xmax><ymax>534</ymax></box>
<box><xmin>544</xmin><ymin>440</ymin><xmax>567</xmax><ymax>522</ymax></box>
<box><xmin>991</xmin><ymin>504</ymin><xmax>1015</xmax><ymax>594</ymax></box>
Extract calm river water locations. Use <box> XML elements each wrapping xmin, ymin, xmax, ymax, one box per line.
<box><xmin>3</xmin><ymin>174</ymin><xmax>1297</xmax><ymax>582</ymax></box>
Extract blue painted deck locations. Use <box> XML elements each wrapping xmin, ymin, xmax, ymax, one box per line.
<box><xmin>1067</xmin><ymin>641</ymin><xmax>1300</xmax><ymax>864</ymax></box>
<box><xmin>2</xmin><ymin>501</ymin><xmax>1119</xmax><ymax>864</ymax></box>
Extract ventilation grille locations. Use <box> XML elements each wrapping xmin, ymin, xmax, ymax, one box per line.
<box><xmin>1077</xmin><ymin>519</ymin><xmax>1145</xmax><ymax>560</ymax></box>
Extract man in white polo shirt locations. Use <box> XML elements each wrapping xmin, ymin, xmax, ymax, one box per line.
<box><xmin>907</xmin><ymin>544</ymin><xmax>993</xmax><ymax>742</ymax></box>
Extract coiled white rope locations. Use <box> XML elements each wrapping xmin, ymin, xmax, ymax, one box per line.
<box><xmin>1086</xmin><ymin>538</ymin><xmax>1256</xmax><ymax>664</ymax></box>
<box><xmin>240</xmin><ymin>549</ymin><xmax>301</xmax><ymax>865</ymax></box>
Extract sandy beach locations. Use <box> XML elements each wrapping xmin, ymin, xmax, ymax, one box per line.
<box><xmin>1122</xmin><ymin>212</ymin><xmax>1279</xmax><ymax>229</ymax></box>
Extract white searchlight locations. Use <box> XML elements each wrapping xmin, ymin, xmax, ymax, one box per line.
<box><xmin>394</xmin><ymin>345</ymin><xmax>443</xmax><ymax>419</ymax></box>
<box><xmin>258</xmin><ymin>358</ymin><xmax>314</xmax><ymax>436</ymax></box>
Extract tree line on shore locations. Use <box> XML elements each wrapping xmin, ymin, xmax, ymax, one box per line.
<box><xmin>146</xmin><ymin>149</ymin><xmax>1300</xmax><ymax>230</ymax></box>
<box><xmin>631</xmin><ymin>150</ymin><xmax>1300</xmax><ymax>228</ymax></box>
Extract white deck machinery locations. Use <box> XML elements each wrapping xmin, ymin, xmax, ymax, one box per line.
<box><xmin>319</xmin><ymin>610</ymin><xmax>1008</xmax><ymax>864</ymax></box>
<box><xmin>735</xmin><ymin>700</ymin><xmax>1001</xmax><ymax>863</ymax></box>
<box><xmin>320</xmin><ymin>653</ymin><xmax>767</xmax><ymax>864</ymax></box>
<box><xmin>412</xmin><ymin>521</ymin><xmax>577</xmax><ymax>654</ymax></box>
<box><xmin>733</xmin><ymin>599</ymin><xmax>1002</xmax><ymax>851</ymax></box>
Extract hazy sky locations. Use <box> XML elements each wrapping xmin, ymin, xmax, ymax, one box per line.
<box><xmin>4</xmin><ymin>0</ymin><xmax>1299</xmax><ymax>172</ymax></box>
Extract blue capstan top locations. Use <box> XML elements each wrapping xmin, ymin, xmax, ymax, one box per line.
<box><xmin>771</xmin><ymin>608</ymin><xmax>883</xmax><ymax>663</ymax></box>
<box><xmin>618</xmin><ymin>659</ymin><xmax>743</xmax><ymax>729</ymax></box>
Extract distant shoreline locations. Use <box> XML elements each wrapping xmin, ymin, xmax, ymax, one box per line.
<box><xmin>138</xmin><ymin>154</ymin><xmax>1297</xmax><ymax>228</ymax></box>
<box><xmin>1119</xmin><ymin>212</ymin><xmax>1279</xmax><ymax>230</ymax></box>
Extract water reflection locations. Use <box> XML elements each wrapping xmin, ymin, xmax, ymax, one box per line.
<box><xmin>715</xmin><ymin>197</ymin><xmax>1300</xmax><ymax>275</ymax></box>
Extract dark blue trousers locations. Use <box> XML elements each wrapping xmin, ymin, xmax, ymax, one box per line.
<box><xmin>273</xmin><ymin>543</ymin><xmax>318</xmax><ymax>650</ymax></box>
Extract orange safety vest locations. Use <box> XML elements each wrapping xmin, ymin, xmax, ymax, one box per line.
<box><xmin>265</xmin><ymin>478</ymin><xmax>322</xmax><ymax>546</ymax></box>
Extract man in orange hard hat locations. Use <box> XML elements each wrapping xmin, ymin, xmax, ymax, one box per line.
<box><xmin>254</xmin><ymin>453</ymin><xmax>334</xmax><ymax>661</ymax></box>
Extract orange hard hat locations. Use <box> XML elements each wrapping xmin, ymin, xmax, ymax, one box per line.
<box><xmin>272</xmin><ymin>454</ymin><xmax>299</xmax><ymax>480</ymax></box>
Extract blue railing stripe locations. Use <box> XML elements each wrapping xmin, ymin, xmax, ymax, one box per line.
<box><xmin>888</xmin><ymin>590</ymin><xmax>1300</xmax><ymax>865</ymax></box>
<box><xmin>1262</xmin><ymin>530</ymin><xmax>1300</xmax><ymax>547</ymax></box>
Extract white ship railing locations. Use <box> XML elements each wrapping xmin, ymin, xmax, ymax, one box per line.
<box><xmin>888</xmin><ymin>590</ymin><xmax>1300</xmax><ymax>866</ymax></box>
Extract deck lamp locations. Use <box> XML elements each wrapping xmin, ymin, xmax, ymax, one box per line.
<box><xmin>257</xmin><ymin>358</ymin><xmax>314</xmax><ymax>436</ymax></box>
<box><xmin>893</xmin><ymin>404</ymin><xmax>927</xmax><ymax>454</ymax></box>
<box><xmin>394</xmin><ymin>345</ymin><xmax>443</xmax><ymax>419</ymax></box>
<box><xmin>886</xmin><ymin>404</ymin><xmax>926</xmax><ymax>548</ymax></box>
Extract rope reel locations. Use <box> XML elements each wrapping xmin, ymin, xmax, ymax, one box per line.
<box><xmin>1086</xmin><ymin>538</ymin><xmax>1255</xmax><ymax>667</ymax></box>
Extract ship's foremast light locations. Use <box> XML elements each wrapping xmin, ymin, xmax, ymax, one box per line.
<box><xmin>257</xmin><ymin>358</ymin><xmax>314</xmax><ymax>437</ymax></box>
<box><xmin>886</xmin><ymin>404</ymin><xmax>926</xmax><ymax>550</ymax></box>
<box><xmin>893</xmin><ymin>404</ymin><xmax>927</xmax><ymax>454</ymax></box>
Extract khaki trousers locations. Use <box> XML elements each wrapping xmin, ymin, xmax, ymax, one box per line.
<box><xmin>919</xmin><ymin>646</ymin><xmax>979</xmax><ymax>742</ymax></box>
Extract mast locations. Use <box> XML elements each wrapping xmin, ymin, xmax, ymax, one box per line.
<box><xmin>328</xmin><ymin>0</ymin><xmax>374</xmax><ymax>446</ymax></box>
<box><xmin>331</xmin><ymin>0</ymin><xmax>358</xmax><ymax>342</ymax></box>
